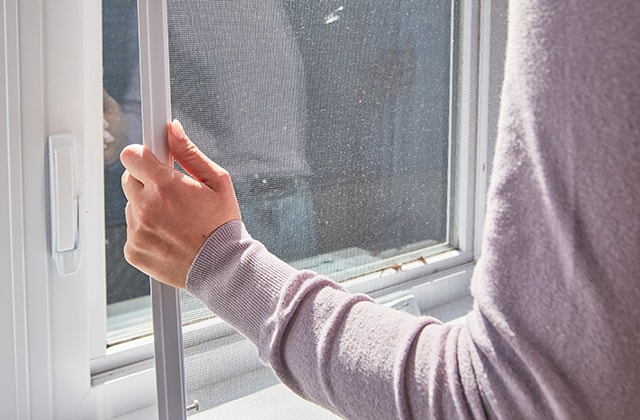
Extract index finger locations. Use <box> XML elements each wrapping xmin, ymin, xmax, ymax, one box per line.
<box><xmin>120</xmin><ymin>144</ymin><xmax>168</xmax><ymax>186</ymax></box>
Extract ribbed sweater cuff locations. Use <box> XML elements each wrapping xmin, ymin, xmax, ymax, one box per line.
<box><xmin>185</xmin><ymin>220</ymin><xmax>300</xmax><ymax>345</ymax></box>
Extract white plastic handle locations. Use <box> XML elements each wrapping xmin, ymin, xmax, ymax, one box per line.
<box><xmin>48</xmin><ymin>133</ymin><xmax>80</xmax><ymax>275</ymax></box>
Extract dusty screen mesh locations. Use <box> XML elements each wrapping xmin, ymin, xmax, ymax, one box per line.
<box><xmin>167</xmin><ymin>0</ymin><xmax>453</xmax><ymax>413</ymax></box>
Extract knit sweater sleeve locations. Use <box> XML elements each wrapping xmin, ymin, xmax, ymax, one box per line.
<box><xmin>186</xmin><ymin>220</ymin><xmax>487</xmax><ymax>419</ymax></box>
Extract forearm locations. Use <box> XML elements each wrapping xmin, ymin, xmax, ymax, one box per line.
<box><xmin>185</xmin><ymin>220</ymin><xmax>484</xmax><ymax>419</ymax></box>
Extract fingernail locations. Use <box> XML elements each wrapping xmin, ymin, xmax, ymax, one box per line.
<box><xmin>171</xmin><ymin>119</ymin><xmax>186</xmax><ymax>139</ymax></box>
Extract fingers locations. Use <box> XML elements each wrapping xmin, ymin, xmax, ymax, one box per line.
<box><xmin>120</xmin><ymin>143</ymin><xmax>167</xmax><ymax>186</ymax></box>
<box><xmin>167</xmin><ymin>119</ymin><xmax>231</xmax><ymax>190</ymax></box>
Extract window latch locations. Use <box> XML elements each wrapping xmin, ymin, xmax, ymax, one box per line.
<box><xmin>48</xmin><ymin>133</ymin><xmax>81</xmax><ymax>276</ymax></box>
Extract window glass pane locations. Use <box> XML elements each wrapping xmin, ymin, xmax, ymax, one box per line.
<box><xmin>169</xmin><ymin>0</ymin><xmax>453</xmax><ymax>277</ymax></box>
<box><xmin>101</xmin><ymin>0</ymin><xmax>456</xmax><ymax>381</ymax></box>
<box><xmin>102</xmin><ymin>0</ymin><xmax>152</xmax><ymax>345</ymax></box>
<box><xmin>167</xmin><ymin>0</ymin><xmax>456</xmax><ymax>412</ymax></box>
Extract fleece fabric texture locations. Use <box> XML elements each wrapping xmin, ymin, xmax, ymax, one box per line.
<box><xmin>186</xmin><ymin>1</ymin><xmax>640</xmax><ymax>418</ymax></box>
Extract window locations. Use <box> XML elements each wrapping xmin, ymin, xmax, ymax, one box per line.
<box><xmin>150</xmin><ymin>0</ymin><xmax>480</xmax><ymax>415</ymax></box>
<box><xmin>104</xmin><ymin>0</ymin><xmax>457</xmax><ymax>347</ymax></box>
<box><xmin>103</xmin><ymin>0</ymin><xmax>474</xmax><ymax>412</ymax></box>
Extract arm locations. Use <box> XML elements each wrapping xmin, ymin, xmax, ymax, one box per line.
<box><xmin>186</xmin><ymin>220</ymin><xmax>486</xmax><ymax>419</ymax></box>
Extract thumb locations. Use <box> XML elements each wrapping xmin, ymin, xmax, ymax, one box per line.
<box><xmin>167</xmin><ymin>119</ymin><xmax>230</xmax><ymax>190</ymax></box>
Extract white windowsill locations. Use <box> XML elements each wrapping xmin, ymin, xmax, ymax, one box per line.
<box><xmin>111</xmin><ymin>383</ymin><xmax>340</xmax><ymax>420</ymax></box>
<box><xmin>191</xmin><ymin>384</ymin><xmax>341</xmax><ymax>420</ymax></box>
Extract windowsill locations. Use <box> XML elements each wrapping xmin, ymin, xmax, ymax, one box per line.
<box><xmin>110</xmin><ymin>382</ymin><xmax>341</xmax><ymax>420</ymax></box>
<box><xmin>191</xmin><ymin>384</ymin><xmax>341</xmax><ymax>420</ymax></box>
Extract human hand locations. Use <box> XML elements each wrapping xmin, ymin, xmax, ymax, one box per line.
<box><xmin>120</xmin><ymin>119</ymin><xmax>241</xmax><ymax>288</ymax></box>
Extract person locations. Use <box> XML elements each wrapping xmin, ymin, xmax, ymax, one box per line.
<box><xmin>120</xmin><ymin>1</ymin><xmax>640</xmax><ymax>418</ymax></box>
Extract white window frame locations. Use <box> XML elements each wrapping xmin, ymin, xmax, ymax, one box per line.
<box><xmin>0</xmin><ymin>0</ymin><xmax>507</xmax><ymax>418</ymax></box>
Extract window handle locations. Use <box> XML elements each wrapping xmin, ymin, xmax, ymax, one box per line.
<box><xmin>48</xmin><ymin>133</ymin><xmax>80</xmax><ymax>276</ymax></box>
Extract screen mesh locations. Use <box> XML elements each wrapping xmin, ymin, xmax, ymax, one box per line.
<box><xmin>166</xmin><ymin>0</ymin><xmax>454</xmax><ymax>413</ymax></box>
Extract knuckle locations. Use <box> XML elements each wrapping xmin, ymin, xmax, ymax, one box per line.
<box><xmin>219</xmin><ymin>168</ymin><xmax>231</xmax><ymax>179</ymax></box>
<box><xmin>121</xmin><ymin>171</ymin><xmax>131</xmax><ymax>189</ymax></box>
<box><xmin>123</xmin><ymin>241</ymin><xmax>141</xmax><ymax>266</ymax></box>
<box><xmin>135</xmin><ymin>208</ymin><xmax>155</xmax><ymax>230</ymax></box>
<box><xmin>216</xmin><ymin>168</ymin><xmax>232</xmax><ymax>184</ymax></box>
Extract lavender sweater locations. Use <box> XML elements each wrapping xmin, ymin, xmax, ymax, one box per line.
<box><xmin>186</xmin><ymin>1</ymin><xmax>640</xmax><ymax>418</ymax></box>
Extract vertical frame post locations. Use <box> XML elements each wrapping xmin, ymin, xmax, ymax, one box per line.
<box><xmin>137</xmin><ymin>0</ymin><xmax>187</xmax><ymax>419</ymax></box>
